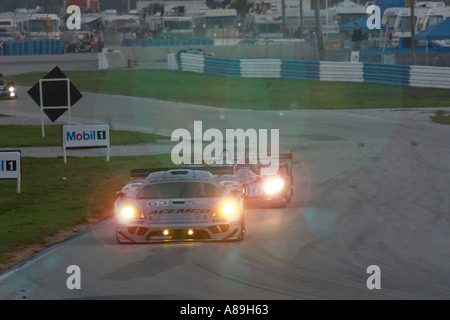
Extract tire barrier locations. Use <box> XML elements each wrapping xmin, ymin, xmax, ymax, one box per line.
<box><xmin>409</xmin><ymin>65</ymin><xmax>450</xmax><ymax>89</ymax></box>
<box><xmin>363</xmin><ymin>63</ymin><xmax>411</xmax><ymax>86</ymax></box>
<box><xmin>1</xmin><ymin>39</ymin><xmax>63</xmax><ymax>56</ymax></box>
<box><xmin>180</xmin><ymin>53</ymin><xmax>205</xmax><ymax>73</ymax></box>
<box><xmin>241</xmin><ymin>59</ymin><xmax>281</xmax><ymax>78</ymax></box>
<box><xmin>280</xmin><ymin>60</ymin><xmax>320</xmax><ymax>81</ymax></box>
<box><xmin>179</xmin><ymin>53</ymin><xmax>450</xmax><ymax>89</ymax></box>
<box><xmin>204</xmin><ymin>56</ymin><xmax>241</xmax><ymax>77</ymax></box>
<box><xmin>319</xmin><ymin>61</ymin><xmax>364</xmax><ymax>83</ymax></box>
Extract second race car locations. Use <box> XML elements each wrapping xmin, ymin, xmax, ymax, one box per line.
<box><xmin>0</xmin><ymin>74</ymin><xmax>17</xmax><ymax>100</ymax></box>
<box><xmin>239</xmin><ymin>152</ymin><xmax>294</xmax><ymax>208</ymax></box>
<box><xmin>115</xmin><ymin>167</ymin><xmax>245</xmax><ymax>243</ymax></box>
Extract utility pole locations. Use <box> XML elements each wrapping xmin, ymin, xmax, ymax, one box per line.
<box><xmin>299</xmin><ymin>0</ymin><xmax>304</xmax><ymax>38</ymax></box>
<box><xmin>314</xmin><ymin>0</ymin><xmax>324</xmax><ymax>59</ymax></box>
<box><xmin>410</xmin><ymin>1</ymin><xmax>416</xmax><ymax>64</ymax></box>
<box><xmin>282</xmin><ymin>0</ymin><xmax>287</xmax><ymax>37</ymax></box>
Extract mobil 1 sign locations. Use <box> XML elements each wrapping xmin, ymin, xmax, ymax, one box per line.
<box><xmin>0</xmin><ymin>151</ymin><xmax>21</xmax><ymax>193</ymax></box>
<box><xmin>62</xmin><ymin>124</ymin><xmax>110</xmax><ymax>163</ymax></box>
<box><xmin>64</xmin><ymin>126</ymin><xmax>108</xmax><ymax>146</ymax></box>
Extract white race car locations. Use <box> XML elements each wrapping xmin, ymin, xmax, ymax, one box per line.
<box><xmin>115</xmin><ymin>167</ymin><xmax>245</xmax><ymax>243</ymax></box>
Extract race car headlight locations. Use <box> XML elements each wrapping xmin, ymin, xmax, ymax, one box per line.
<box><xmin>9</xmin><ymin>87</ymin><xmax>15</xmax><ymax>92</ymax></box>
<box><xmin>263</xmin><ymin>177</ymin><xmax>285</xmax><ymax>195</ymax></box>
<box><xmin>212</xmin><ymin>200</ymin><xmax>239</xmax><ymax>218</ymax></box>
<box><xmin>118</xmin><ymin>205</ymin><xmax>144</xmax><ymax>219</ymax></box>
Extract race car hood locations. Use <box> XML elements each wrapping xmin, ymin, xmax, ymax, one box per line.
<box><xmin>119</xmin><ymin>196</ymin><xmax>236</xmax><ymax>224</ymax></box>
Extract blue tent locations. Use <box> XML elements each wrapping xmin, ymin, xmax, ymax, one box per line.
<box><xmin>339</xmin><ymin>16</ymin><xmax>387</xmax><ymax>31</ymax></box>
<box><xmin>414</xmin><ymin>18</ymin><xmax>450</xmax><ymax>41</ymax></box>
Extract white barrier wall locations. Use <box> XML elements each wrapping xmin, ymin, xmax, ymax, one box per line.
<box><xmin>180</xmin><ymin>53</ymin><xmax>205</xmax><ymax>73</ymax></box>
<box><xmin>179</xmin><ymin>53</ymin><xmax>450</xmax><ymax>89</ymax></box>
<box><xmin>319</xmin><ymin>61</ymin><xmax>364</xmax><ymax>83</ymax></box>
<box><xmin>409</xmin><ymin>66</ymin><xmax>450</xmax><ymax>89</ymax></box>
<box><xmin>240</xmin><ymin>59</ymin><xmax>281</xmax><ymax>78</ymax></box>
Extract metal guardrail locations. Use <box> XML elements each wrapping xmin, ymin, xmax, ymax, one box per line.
<box><xmin>179</xmin><ymin>53</ymin><xmax>450</xmax><ymax>89</ymax></box>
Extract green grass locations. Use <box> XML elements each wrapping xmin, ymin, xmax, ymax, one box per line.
<box><xmin>0</xmin><ymin>121</ymin><xmax>171</xmax><ymax>267</ymax></box>
<box><xmin>9</xmin><ymin>69</ymin><xmax>450</xmax><ymax>110</ymax></box>
<box><xmin>0</xmin><ymin>154</ymin><xmax>173</xmax><ymax>265</ymax></box>
<box><xmin>0</xmin><ymin>125</ymin><xmax>169</xmax><ymax>148</ymax></box>
<box><xmin>431</xmin><ymin>110</ymin><xmax>450</xmax><ymax>125</ymax></box>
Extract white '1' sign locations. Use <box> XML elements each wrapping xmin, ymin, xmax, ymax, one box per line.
<box><xmin>0</xmin><ymin>151</ymin><xmax>21</xmax><ymax>193</ymax></box>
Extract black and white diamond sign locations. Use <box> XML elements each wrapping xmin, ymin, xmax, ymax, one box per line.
<box><xmin>28</xmin><ymin>66</ymin><xmax>83</xmax><ymax>122</ymax></box>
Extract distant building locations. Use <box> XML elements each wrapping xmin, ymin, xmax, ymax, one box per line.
<box><xmin>137</xmin><ymin>1</ymin><xmax>207</xmax><ymax>12</ymax></box>
<box><xmin>66</xmin><ymin>0</ymin><xmax>101</xmax><ymax>11</ymax></box>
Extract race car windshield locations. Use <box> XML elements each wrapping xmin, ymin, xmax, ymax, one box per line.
<box><xmin>136</xmin><ymin>182</ymin><xmax>223</xmax><ymax>199</ymax></box>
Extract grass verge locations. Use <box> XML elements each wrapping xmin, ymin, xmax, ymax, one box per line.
<box><xmin>0</xmin><ymin>154</ymin><xmax>173</xmax><ymax>267</ymax></box>
<box><xmin>431</xmin><ymin>110</ymin><xmax>450</xmax><ymax>125</ymax></box>
<box><xmin>0</xmin><ymin>125</ymin><xmax>169</xmax><ymax>148</ymax></box>
<box><xmin>8</xmin><ymin>69</ymin><xmax>450</xmax><ymax>110</ymax></box>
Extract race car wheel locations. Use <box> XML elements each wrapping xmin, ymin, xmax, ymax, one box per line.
<box><xmin>287</xmin><ymin>187</ymin><xmax>292</xmax><ymax>204</ymax></box>
<box><xmin>237</xmin><ymin>215</ymin><xmax>245</xmax><ymax>241</ymax></box>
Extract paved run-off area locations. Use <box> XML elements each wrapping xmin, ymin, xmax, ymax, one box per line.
<box><xmin>1</xmin><ymin>85</ymin><xmax>450</xmax><ymax>299</ymax></box>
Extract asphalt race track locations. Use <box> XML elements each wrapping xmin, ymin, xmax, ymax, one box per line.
<box><xmin>0</xmin><ymin>53</ymin><xmax>99</xmax><ymax>76</ymax></box>
<box><xmin>0</xmin><ymin>84</ymin><xmax>450</xmax><ymax>300</ymax></box>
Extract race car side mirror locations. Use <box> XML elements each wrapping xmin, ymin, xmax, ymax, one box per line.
<box><xmin>116</xmin><ymin>191</ymin><xmax>126</xmax><ymax>198</ymax></box>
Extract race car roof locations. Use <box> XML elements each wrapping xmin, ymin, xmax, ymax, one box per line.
<box><xmin>147</xmin><ymin>169</ymin><xmax>215</xmax><ymax>182</ymax></box>
<box><xmin>130</xmin><ymin>166</ymin><xmax>235</xmax><ymax>179</ymax></box>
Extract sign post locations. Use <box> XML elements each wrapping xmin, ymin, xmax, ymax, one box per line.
<box><xmin>62</xmin><ymin>124</ymin><xmax>110</xmax><ymax>163</ymax></box>
<box><xmin>0</xmin><ymin>151</ymin><xmax>21</xmax><ymax>193</ymax></box>
<box><xmin>39</xmin><ymin>78</ymin><xmax>71</xmax><ymax>137</ymax></box>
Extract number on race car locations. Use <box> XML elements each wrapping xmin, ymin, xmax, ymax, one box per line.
<box><xmin>246</xmin><ymin>184</ymin><xmax>262</xmax><ymax>196</ymax></box>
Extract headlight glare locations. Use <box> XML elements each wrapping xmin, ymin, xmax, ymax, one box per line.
<box><xmin>264</xmin><ymin>177</ymin><xmax>284</xmax><ymax>195</ymax></box>
<box><xmin>213</xmin><ymin>200</ymin><xmax>239</xmax><ymax>217</ymax></box>
<box><xmin>9</xmin><ymin>87</ymin><xmax>15</xmax><ymax>92</ymax></box>
<box><xmin>222</xmin><ymin>203</ymin><xmax>236</xmax><ymax>215</ymax></box>
<box><xmin>119</xmin><ymin>205</ymin><xmax>144</xmax><ymax>219</ymax></box>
